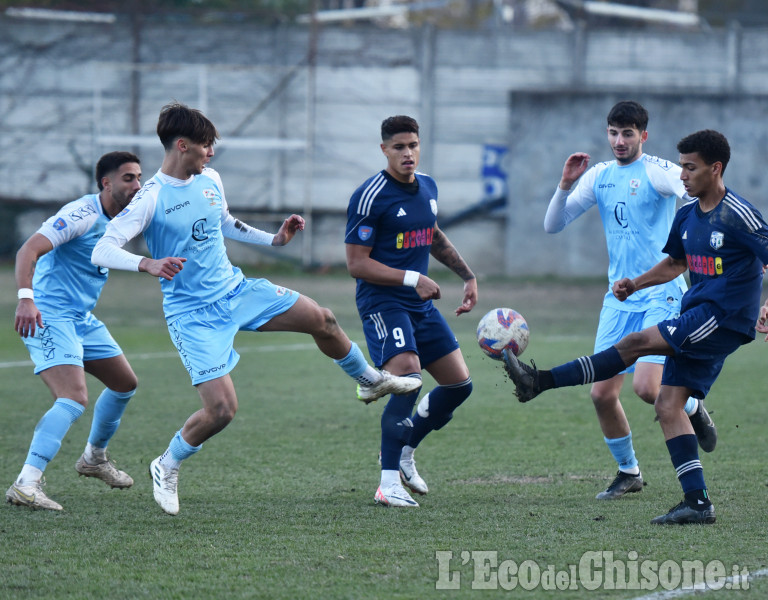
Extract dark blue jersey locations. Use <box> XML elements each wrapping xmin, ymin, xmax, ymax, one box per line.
<box><xmin>663</xmin><ymin>189</ymin><xmax>768</xmax><ymax>339</ymax></box>
<box><xmin>345</xmin><ymin>170</ymin><xmax>439</xmax><ymax>315</ymax></box>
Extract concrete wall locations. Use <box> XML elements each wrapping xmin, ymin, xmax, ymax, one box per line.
<box><xmin>1</xmin><ymin>16</ymin><xmax>766</xmax><ymax>276</ymax></box>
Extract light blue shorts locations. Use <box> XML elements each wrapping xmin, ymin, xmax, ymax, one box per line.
<box><xmin>167</xmin><ymin>278</ymin><xmax>300</xmax><ymax>385</ymax></box>
<box><xmin>22</xmin><ymin>313</ymin><xmax>122</xmax><ymax>375</ymax></box>
<box><xmin>594</xmin><ymin>303</ymin><xmax>679</xmax><ymax>374</ymax></box>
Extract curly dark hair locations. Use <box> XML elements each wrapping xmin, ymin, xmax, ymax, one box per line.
<box><xmin>677</xmin><ymin>129</ymin><xmax>731</xmax><ymax>174</ymax></box>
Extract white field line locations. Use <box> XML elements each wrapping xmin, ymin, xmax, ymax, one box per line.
<box><xmin>0</xmin><ymin>343</ymin><xmax>318</xmax><ymax>370</ymax></box>
<box><xmin>631</xmin><ymin>567</ymin><xmax>768</xmax><ymax>600</ymax></box>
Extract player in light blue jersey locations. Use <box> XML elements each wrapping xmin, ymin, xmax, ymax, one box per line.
<box><xmin>345</xmin><ymin>116</ymin><xmax>477</xmax><ymax>507</ymax></box>
<box><xmin>506</xmin><ymin>130</ymin><xmax>768</xmax><ymax>524</ymax></box>
<box><xmin>6</xmin><ymin>152</ymin><xmax>142</xmax><ymax>512</ymax></box>
<box><xmin>541</xmin><ymin>101</ymin><xmax>716</xmax><ymax>501</ymax></box>
<box><xmin>91</xmin><ymin>102</ymin><xmax>420</xmax><ymax>515</ymax></box>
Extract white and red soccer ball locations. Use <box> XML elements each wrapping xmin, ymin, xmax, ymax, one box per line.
<box><xmin>477</xmin><ymin>307</ymin><xmax>529</xmax><ymax>360</ymax></box>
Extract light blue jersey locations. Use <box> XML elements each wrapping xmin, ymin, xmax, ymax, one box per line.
<box><xmin>113</xmin><ymin>168</ymin><xmax>244</xmax><ymax>320</ymax></box>
<box><xmin>547</xmin><ymin>154</ymin><xmax>687</xmax><ymax>312</ymax></box>
<box><xmin>34</xmin><ymin>194</ymin><xmax>110</xmax><ymax>320</ymax></box>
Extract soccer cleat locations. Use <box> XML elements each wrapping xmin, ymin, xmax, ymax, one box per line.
<box><xmin>650</xmin><ymin>501</ymin><xmax>716</xmax><ymax>525</ymax></box>
<box><xmin>149</xmin><ymin>457</ymin><xmax>179</xmax><ymax>515</ymax></box>
<box><xmin>502</xmin><ymin>349</ymin><xmax>541</xmax><ymax>403</ymax></box>
<box><xmin>596</xmin><ymin>471</ymin><xmax>645</xmax><ymax>500</ymax></box>
<box><xmin>689</xmin><ymin>400</ymin><xmax>717</xmax><ymax>453</ymax></box>
<box><xmin>75</xmin><ymin>454</ymin><xmax>134</xmax><ymax>489</ymax></box>
<box><xmin>356</xmin><ymin>370</ymin><xmax>421</xmax><ymax>404</ymax></box>
<box><xmin>400</xmin><ymin>454</ymin><xmax>428</xmax><ymax>495</ymax></box>
<box><xmin>374</xmin><ymin>481</ymin><xmax>419</xmax><ymax>507</ymax></box>
<box><xmin>6</xmin><ymin>480</ymin><xmax>63</xmax><ymax>511</ymax></box>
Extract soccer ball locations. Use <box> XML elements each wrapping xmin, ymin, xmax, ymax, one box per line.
<box><xmin>476</xmin><ymin>307</ymin><xmax>529</xmax><ymax>360</ymax></box>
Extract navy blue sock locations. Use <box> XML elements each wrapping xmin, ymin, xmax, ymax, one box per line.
<box><xmin>409</xmin><ymin>378</ymin><xmax>473</xmax><ymax>448</ymax></box>
<box><xmin>550</xmin><ymin>346</ymin><xmax>627</xmax><ymax>388</ymax></box>
<box><xmin>380</xmin><ymin>388</ymin><xmax>419</xmax><ymax>470</ymax></box>
<box><xmin>666</xmin><ymin>434</ymin><xmax>711</xmax><ymax>509</ymax></box>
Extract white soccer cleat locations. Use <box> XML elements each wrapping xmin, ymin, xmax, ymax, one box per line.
<box><xmin>400</xmin><ymin>454</ymin><xmax>428</xmax><ymax>495</ymax></box>
<box><xmin>149</xmin><ymin>456</ymin><xmax>179</xmax><ymax>515</ymax></box>
<box><xmin>357</xmin><ymin>371</ymin><xmax>421</xmax><ymax>404</ymax></box>
<box><xmin>75</xmin><ymin>454</ymin><xmax>134</xmax><ymax>489</ymax></box>
<box><xmin>6</xmin><ymin>480</ymin><xmax>63</xmax><ymax>511</ymax></box>
<box><xmin>374</xmin><ymin>481</ymin><xmax>419</xmax><ymax>507</ymax></box>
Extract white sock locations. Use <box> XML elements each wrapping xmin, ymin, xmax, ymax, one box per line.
<box><xmin>684</xmin><ymin>397</ymin><xmax>699</xmax><ymax>416</ymax></box>
<box><xmin>84</xmin><ymin>442</ymin><xmax>107</xmax><ymax>463</ymax></box>
<box><xmin>356</xmin><ymin>365</ymin><xmax>382</xmax><ymax>386</ymax></box>
<box><xmin>619</xmin><ymin>466</ymin><xmax>641</xmax><ymax>476</ymax></box>
<box><xmin>380</xmin><ymin>469</ymin><xmax>400</xmax><ymax>487</ymax></box>
<box><xmin>18</xmin><ymin>465</ymin><xmax>43</xmax><ymax>486</ymax></box>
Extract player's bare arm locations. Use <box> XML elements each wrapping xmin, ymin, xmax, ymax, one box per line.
<box><xmin>139</xmin><ymin>256</ymin><xmax>187</xmax><ymax>281</ymax></box>
<box><xmin>613</xmin><ymin>256</ymin><xmax>688</xmax><ymax>302</ymax></box>
<box><xmin>346</xmin><ymin>243</ymin><xmax>441</xmax><ymax>301</ymax></box>
<box><xmin>272</xmin><ymin>214</ymin><xmax>305</xmax><ymax>246</ymax></box>
<box><xmin>559</xmin><ymin>152</ymin><xmax>590</xmax><ymax>190</ymax></box>
<box><xmin>430</xmin><ymin>226</ymin><xmax>476</xmax><ymax>314</ymax></box>
<box><xmin>14</xmin><ymin>233</ymin><xmax>53</xmax><ymax>338</ymax></box>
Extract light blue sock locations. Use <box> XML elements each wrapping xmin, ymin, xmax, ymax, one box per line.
<box><xmin>605</xmin><ymin>433</ymin><xmax>639</xmax><ymax>473</ymax></box>
<box><xmin>88</xmin><ymin>388</ymin><xmax>135</xmax><ymax>449</ymax></box>
<box><xmin>333</xmin><ymin>342</ymin><xmax>367</xmax><ymax>379</ymax></box>
<box><xmin>684</xmin><ymin>397</ymin><xmax>698</xmax><ymax>415</ymax></box>
<box><xmin>160</xmin><ymin>429</ymin><xmax>202</xmax><ymax>469</ymax></box>
<box><xmin>25</xmin><ymin>398</ymin><xmax>85</xmax><ymax>471</ymax></box>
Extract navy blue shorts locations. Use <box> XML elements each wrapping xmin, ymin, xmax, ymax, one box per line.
<box><xmin>658</xmin><ymin>303</ymin><xmax>751</xmax><ymax>398</ymax></box>
<box><xmin>361</xmin><ymin>304</ymin><xmax>459</xmax><ymax>369</ymax></box>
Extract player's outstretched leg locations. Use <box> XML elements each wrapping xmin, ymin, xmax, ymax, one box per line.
<box><xmin>502</xmin><ymin>350</ymin><xmax>542</xmax><ymax>402</ymax></box>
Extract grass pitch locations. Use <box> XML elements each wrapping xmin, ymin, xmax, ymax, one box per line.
<box><xmin>0</xmin><ymin>265</ymin><xmax>766</xmax><ymax>599</ymax></box>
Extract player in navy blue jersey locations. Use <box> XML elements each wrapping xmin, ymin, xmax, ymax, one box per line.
<box><xmin>544</xmin><ymin>100</ymin><xmax>715</xmax><ymax>502</ymax></box>
<box><xmin>6</xmin><ymin>152</ymin><xmax>142</xmax><ymax>511</ymax></box>
<box><xmin>505</xmin><ymin>129</ymin><xmax>768</xmax><ymax>524</ymax></box>
<box><xmin>345</xmin><ymin>115</ymin><xmax>477</xmax><ymax>507</ymax></box>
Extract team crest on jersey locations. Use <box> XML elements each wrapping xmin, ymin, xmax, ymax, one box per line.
<box><xmin>116</xmin><ymin>207</ymin><xmax>131</xmax><ymax>218</ymax></box>
<box><xmin>710</xmin><ymin>231</ymin><xmax>724</xmax><ymax>250</ymax></box>
<box><xmin>203</xmin><ymin>188</ymin><xmax>219</xmax><ymax>206</ymax></box>
<box><xmin>357</xmin><ymin>226</ymin><xmax>373</xmax><ymax>241</ymax></box>
<box><xmin>629</xmin><ymin>179</ymin><xmax>640</xmax><ymax>195</ymax></box>
<box><xmin>53</xmin><ymin>218</ymin><xmax>67</xmax><ymax>230</ymax></box>
<box><xmin>430</xmin><ymin>199</ymin><xmax>438</xmax><ymax>215</ymax></box>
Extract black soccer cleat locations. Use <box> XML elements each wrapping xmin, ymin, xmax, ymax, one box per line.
<box><xmin>689</xmin><ymin>400</ymin><xmax>717</xmax><ymax>453</ymax></box>
<box><xmin>596</xmin><ymin>470</ymin><xmax>645</xmax><ymax>500</ymax></box>
<box><xmin>650</xmin><ymin>501</ymin><xmax>716</xmax><ymax>525</ymax></box>
<box><xmin>502</xmin><ymin>349</ymin><xmax>541</xmax><ymax>403</ymax></box>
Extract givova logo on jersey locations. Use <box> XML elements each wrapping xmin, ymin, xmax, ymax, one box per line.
<box><xmin>397</xmin><ymin>227</ymin><xmax>433</xmax><ymax>249</ymax></box>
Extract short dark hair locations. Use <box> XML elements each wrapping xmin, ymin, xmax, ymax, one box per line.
<box><xmin>157</xmin><ymin>101</ymin><xmax>220</xmax><ymax>150</ymax></box>
<box><xmin>677</xmin><ymin>129</ymin><xmax>731</xmax><ymax>174</ymax></box>
<box><xmin>95</xmin><ymin>151</ymin><xmax>140</xmax><ymax>191</ymax></box>
<box><xmin>606</xmin><ymin>101</ymin><xmax>649</xmax><ymax>132</ymax></box>
<box><xmin>381</xmin><ymin>115</ymin><xmax>419</xmax><ymax>141</ymax></box>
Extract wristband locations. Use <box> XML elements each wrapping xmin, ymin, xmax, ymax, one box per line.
<box><xmin>403</xmin><ymin>270</ymin><xmax>420</xmax><ymax>288</ymax></box>
<box><xmin>17</xmin><ymin>288</ymin><xmax>34</xmax><ymax>300</ymax></box>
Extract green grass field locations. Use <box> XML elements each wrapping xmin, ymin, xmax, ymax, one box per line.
<box><xmin>1</xmin><ymin>265</ymin><xmax>766</xmax><ymax>599</ymax></box>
